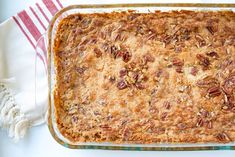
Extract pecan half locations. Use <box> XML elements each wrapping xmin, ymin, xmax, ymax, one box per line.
<box><xmin>119</xmin><ymin>68</ymin><xmax>128</xmax><ymax>77</ymax></box>
<box><xmin>206</xmin><ymin>26</ymin><xmax>215</xmax><ymax>35</ymax></box>
<box><xmin>196</xmin><ymin>54</ymin><xmax>210</xmax><ymax>69</ymax></box>
<box><xmin>196</xmin><ymin>118</ymin><xmax>203</xmax><ymax>127</ymax></box>
<box><xmin>122</xmin><ymin>51</ymin><xmax>132</xmax><ymax>63</ymax></box>
<box><xmin>206</xmin><ymin>51</ymin><xmax>219</xmax><ymax>58</ymax></box>
<box><xmin>215</xmin><ymin>132</ymin><xmax>231</xmax><ymax>142</ymax></box>
<box><xmin>172</xmin><ymin>58</ymin><xmax>184</xmax><ymax>66</ymax></box>
<box><xmin>94</xmin><ymin>48</ymin><xmax>102</xmax><ymax>57</ymax></box>
<box><xmin>207</xmin><ymin>86</ymin><xmax>221</xmax><ymax>97</ymax></box>
<box><xmin>190</xmin><ymin>66</ymin><xmax>198</xmax><ymax>76</ymax></box>
<box><xmin>117</xmin><ymin>80</ymin><xmax>128</xmax><ymax>90</ymax></box>
<box><xmin>196</xmin><ymin>76</ymin><xmax>218</xmax><ymax>88</ymax></box>
<box><xmin>207</xmin><ymin>121</ymin><xmax>213</xmax><ymax>129</ymax></box>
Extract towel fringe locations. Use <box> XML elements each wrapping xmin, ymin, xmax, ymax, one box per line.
<box><xmin>0</xmin><ymin>83</ymin><xmax>30</xmax><ymax>142</ymax></box>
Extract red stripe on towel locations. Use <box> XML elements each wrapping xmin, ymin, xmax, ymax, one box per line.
<box><xmin>13</xmin><ymin>16</ymin><xmax>36</xmax><ymax>49</ymax></box>
<box><xmin>42</xmin><ymin>0</ymin><xmax>58</xmax><ymax>16</ymax></box>
<box><xmin>56</xmin><ymin>0</ymin><xmax>63</xmax><ymax>8</ymax></box>
<box><xmin>13</xmin><ymin>16</ymin><xmax>46</xmax><ymax>68</ymax></box>
<box><xmin>29</xmin><ymin>7</ymin><xmax>47</xmax><ymax>30</ymax></box>
<box><xmin>18</xmin><ymin>10</ymin><xmax>41</xmax><ymax>42</ymax></box>
<box><xmin>36</xmin><ymin>3</ymin><xmax>50</xmax><ymax>23</ymax></box>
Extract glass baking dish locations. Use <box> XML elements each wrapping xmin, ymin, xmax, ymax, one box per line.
<box><xmin>46</xmin><ymin>3</ymin><xmax>235</xmax><ymax>150</ymax></box>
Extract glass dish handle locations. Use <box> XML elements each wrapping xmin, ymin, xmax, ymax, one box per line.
<box><xmin>34</xmin><ymin>34</ymin><xmax>48</xmax><ymax>126</ymax></box>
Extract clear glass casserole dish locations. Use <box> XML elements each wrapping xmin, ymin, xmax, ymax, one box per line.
<box><xmin>46</xmin><ymin>3</ymin><xmax>235</xmax><ymax>150</ymax></box>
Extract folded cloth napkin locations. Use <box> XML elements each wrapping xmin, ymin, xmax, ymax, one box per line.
<box><xmin>1</xmin><ymin>0</ymin><xmax>207</xmax><ymax>141</ymax></box>
<box><xmin>0</xmin><ymin>0</ymin><xmax>72</xmax><ymax>141</ymax></box>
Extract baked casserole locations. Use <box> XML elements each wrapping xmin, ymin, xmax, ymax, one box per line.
<box><xmin>53</xmin><ymin>11</ymin><xmax>235</xmax><ymax>144</ymax></box>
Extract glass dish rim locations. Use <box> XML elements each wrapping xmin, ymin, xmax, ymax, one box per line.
<box><xmin>47</xmin><ymin>3</ymin><xmax>235</xmax><ymax>150</ymax></box>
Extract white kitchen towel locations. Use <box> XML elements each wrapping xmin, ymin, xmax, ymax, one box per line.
<box><xmin>1</xmin><ymin>0</ymin><xmax>212</xmax><ymax>141</ymax></box>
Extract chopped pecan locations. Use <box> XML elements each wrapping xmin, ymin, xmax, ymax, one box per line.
<box><xmin>177</xmin><ymin>123</ymin><xmax>186</xmax><ymax>130</ymax></box>
<box><xmin>76</xmin><ymin>66</ymin><xmax>87</xmax><ymax>75</ymax></box>
<box><xmin>215</xmin><ymin>132</ymin><xmax>231</xmax><ymax>142</ymax></box>
<box><xmin>163</xmin><ymin>101</ymin><xmax>171</xmax><ymax>110</ymax></box>
<box><xmin>172</xmin><ymin>58</ymin><xmax>184</xmax><ymax>66</ymax></box>
<box><xmin>122</xmin><ymin>51</ymin><xmax>132</xmax><ymax>63</ymax></box>
<box><xmin>206</xmin><ymin>26</ymin><xmax>215</xmax><ymax>35</ymax></box>
<box><xmin>206</xmin><ymin>51</ymin><xmax>219</xmax><ymax>58</ymax></box>
<box><xmin>198</xmin><ymin>109</ymin><xmax>210</xmax><ymax>118</ymax></box>
<box><xmin>196</xmin><ymin>54</ymin><xmax>210</xmax><ymax>69</ymax></box>
<box><xmin>196</xmin><ymin>118</ymin><xmax>203</xmax><ymax>127</ymax></box>
<box><xmin>108</xmin><ymin>76</ymin><xmax>116</xmax><ymax>82</ymax></box>
<box><xmin>162</xmin><ymin>35</ymin><xmax>172</xmax><ymax>45</ymax></box>
<box><xmin>222</xmin><ymin>94</ymin><xmax>234</xmax><ymax>110</ymax></box>
<box><xmin>207</xmin><ymin>86</ymin><xmax>221</xmax><ymax>97</ymax></box>
<box><xmin>110</xmin><ymin>45</ymin><xmax>119</xmax><ymax>58</ymax></box>
<box><xmin>190</xmin><ymin>66</ymin><xmax>198</xmax><ymax>76</ymax></box>
<box><xmin>117</xmin><ymin>80</ymin><xmax>128</xmax><ymax>90</ymax></box>
<box><xmin>175</xmin><ymin>66</ymin><xmax>183</xmax><ymax>73</ymax></box>
<box><xmin>174</xmin><ymin>46</ymin><xmax>182</xmax><ymax>53</ymax></box>
<box><xmin>100</xmin><ymin>124</ymin><xmax>112</xmax><ymax>131</ymax></box>
<box><xmin>135</xmin><ymin>82</ymin><xmax>146</xmax><ymax>90</ymax></box>
<box><xmin>102</xmin><ymin>42</ymin><xmax>109</xmax><ymax>52</ymax></box>
<box><xmin>207</xmin><ymin>121</ymin><xmax>213</xmax><ymax>129</ymax></box>
<box><xmin>195</xmin><ymin>35</ymin><xmax>206</xmax><ymax>47</ymax></box>
<box><xmin>143</xmin><ymin>53</ymin><xmax>155</xmax><ymax>63</ymax></box>
<box><xmin>146</xmin><ymin>33</ymin><xmax>156</xmax><ymax>40</ymax></box>
<box><xmin>94</xmin><ymin>48</ymin><xmax>102</xmax><ymax>57</ymax></box>
<box><xmin>222</xmin><ymin>74</ymin><xmax>235</xmax><ymax>95</ymax></box>
<box><xmin>160</xmin><ymin>112</ymin><xmax>168</xmax><ymax>121</ymax></box>
<box><xmin>119</xmin><ymin>68</ymin><xmax>128</xmax><ymax>77</ymax></box>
